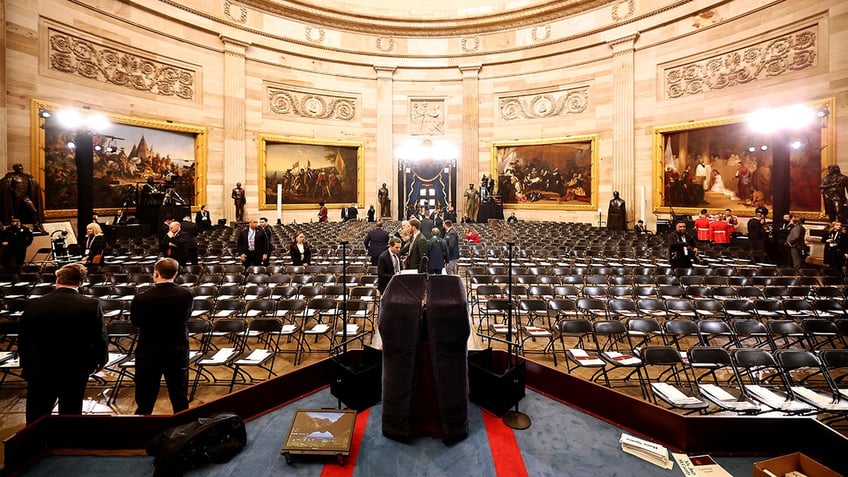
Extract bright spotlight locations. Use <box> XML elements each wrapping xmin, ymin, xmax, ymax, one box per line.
<box><xmin>66</xmin><ymin>141</ymin><xmax>76</xmax><ymax>149</ymax></box>
<box><xmin>747</xmin><ymin>146</ymin><xmax>756</xmax><ymax>153</ymax></box>
<box><xmin>760</xmin><ymin>145</ymin><xmax>768</xmax><ymax>151</ymax></box>
<box><xmin>94</xmin><ymin>145</ymin><xmax>103</xmax><ymax>152</ymax></box>
<box><xmin>790</xmin><ymin>141</ymin><xmax>803</xmax><ymax>150</ymax></box>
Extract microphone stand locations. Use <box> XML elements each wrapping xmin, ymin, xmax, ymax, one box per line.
<box><xmin>340</xmin><ymin>240</ymin><xmax>349</xmax><ymax>355</ymax></box>
<box><xmin>501</xmin><ymin>240</ymin><xmax>531</xmax><ymax>430</ymax></box>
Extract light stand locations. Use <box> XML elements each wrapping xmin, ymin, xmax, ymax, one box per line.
<box><xmin>340</xmin><ymin>240</ymin><xmax>349</xmax><ymax>355</ymax></box>
<box><xmin>501</xmin><ymin>241</ymin><xmax>531</xmax><ymax>430</ymax></box>
<box><xmin>597</xmin><ymin>208</ymin><xmax>603</xmax><ymax>228</ymax></box>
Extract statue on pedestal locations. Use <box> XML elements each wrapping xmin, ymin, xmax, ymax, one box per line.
<box><xmin>378</xmin><ymin>183</ymin><xmax>391</xmax><ymax>218</ymax></box>
<box><xmin>232</xmin><ymin>182</ymin><xmax>246</xmax><ymax>222</ymax></box>
<box><xmin>820</xmin><ymin>165</ymin><xmax>848</xmax><ymax>223</ymax></box>
<box><xmin>607</xmin><ymin>191</ymin><xmax>627</xmax><ymax>231</ymax></box>
<box><xmin>0</xmin><ymin>164</ymin><xmax>44</xmax><ymax>230</ymax></box>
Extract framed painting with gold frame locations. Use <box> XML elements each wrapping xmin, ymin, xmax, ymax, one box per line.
<box><xmin>491</xmin><ymin>135</ymin><xmax>599</xmax><ymax>210</ymax></box>
<box><xmin>653</xmin><ymin>98</ymin><xmax>834</xmax><ymax>220</ymax></box>
<box><xmin>32</xmin><ymin>99</ymin><xmax>207</xmax><ymax>219</ymax></box>
<box><xmin>259</xmin><ymin>135</ymin><xmax>364</xmax><ymax>210</ymax></box>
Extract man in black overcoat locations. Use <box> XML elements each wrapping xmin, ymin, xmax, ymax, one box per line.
<box><xmin>18</xmin><ymin>263</ymin><xmax>107</xmax><ymax>424</ymax></box>
<box><xmin>364</xmin><ymin>220</ymin><xmax>390</xmax><ymax>266</ymax></box>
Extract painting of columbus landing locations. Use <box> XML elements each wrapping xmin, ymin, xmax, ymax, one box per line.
<box><xmin>653</xmin><ymin>108</ymin><xmax>832</xmax><ymax>219</ymax></box>
<box><xmin>259</xmin><ymin>135</ymin><xmax>363</xmax><ymax>210</ymax></box>
<box><xmin>492</xmin><ymin>136</ymin><xmax>599</xmax><ymax>210</ymax></box>
<box><xmin>36</xmin><ymin>101</ymin><xmax>205</xmax><ymax>216</ymax></box>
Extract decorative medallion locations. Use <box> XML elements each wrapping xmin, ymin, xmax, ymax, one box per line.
<box><xmin>531</xmin><ymin>25</ymin><xmax>551</xmax><ymax>43</ymax></box>
<box><xmin>499</xmin><ymin>86</ymin><xmax>589</xmax><ymax>121</ymax></box>
<box><xmin>376</xmin><ymin>37</ymin><xmax>395</xmax><ymax>52</ymax></box>
<box><xmin>223</xmin><ymin>0</ymin><xmax>248</xmax><ymax>24</ymax></box>
<box><xmin>305</xmin><ymin>26</ymin><xmax>325</xmax><ymax>44</ymax></box>
<box><xmin>611</xmin><ymin>0</ymin><xmax>636</xmax><ymax>23</ymax></box>
<box><xmin>461</xmin><ymin>37</ymin><xmax>480</xmax><ymax>53</ymax></box>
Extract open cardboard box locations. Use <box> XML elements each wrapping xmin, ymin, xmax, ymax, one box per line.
<box><xmin>753</xmin><ymin>453</ymin><xmax>840</xmax><ymax>477</ymax></box>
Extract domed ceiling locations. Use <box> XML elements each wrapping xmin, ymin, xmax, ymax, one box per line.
<box><xmin>240</xmin><ymin>0</ymin><xmax>615</xmax><ymax>35</ymax></box>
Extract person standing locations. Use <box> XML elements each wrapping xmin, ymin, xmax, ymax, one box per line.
<box><xmin>366</xmin><ymin>205</ymin><xmax>376</xmax><ymax>223</ymax></box>
<box><xmin>81</xmin><ymin>222</ymin><xmax>106</xmax><ymax>267</ymax></box>
<box><xmin>232</xmin><ymin>182</ymin><xmax>246</xmax><ymax>222</ymax></box>
<box><xmin>427</xmin><ymin>228</ymin><xmax>448</xmax><ymax>275</ymax></box>
<box><xmin>747</xmin><ymin>213</ymin><xmax>767</xmax><ymax>252</ymax></box>
<box><xmin>1</xmin><ymin>217</ymin><xmax>33</xmax><ymax>266</ymax></box>
<box><xmin>364</xmin><ymin>220</ymin><xmax>390</xmax><ymax>266</ymax></box>
<box><xmin>195</xmin><ymin>205</ymin><xmax>212</xmax><ymax>231</ymax></box>
<box><xmin>160</xmin><ymin>221</ymin><xmax>189</xmax><ymax>266</ymax></box>
<box><xmin>180</xmin><ymin>215</ymin><xmax>199</xmax><ymax>265</ymax></box>
<box><xmin>19</xmin><ymin>263</ymin><xmax>107</xmax><ymax>424</ymax></box>
<box><xmin>668</xmin><ymin>220</ymin><xmax>698</xmax><ymax>268</ymax></box>
<box><xmin>237</xmin><ymin>219</ymin><xmax>269</xmax><ymax>268</ymax></box>
<box><xmin>258</xmin><ymin>217</ymin><xmax>274</xmax><ymax>266</ymax></box>
<box><xmin>785</xmin><ymin>217</ymin><xmax>807</xmax><ymax>270</ymax></box>
<box><xmin>341</xmin><ymin>203</ymin><xmax>358</xmax><ymax>222</ymax></box>
<box><xmin>405</xmin><ymin>218</ymin><xmax>430</xmax><ymax>272</ymax></box>
<box><xmin>693</xmin><ymin>209</ymin><xmax>713</xmax><ymax>245</ymax></box>
<box><xmin>773</xmin><ymin>213</ymin><xmax>793</xmax><ymax>265</ymax></box>
<box><xmin>131</xmin><ymin>258</ymin><xmax>194</xmax><ymax>415</ymax></box>
<box><xmin>444</xmin><ymin>220</ymin><xmax>460</xmax><ymax>275</ymax></box>
<box><xmin>822</xmin><ymin>221</ymin><xmax>847</xmax><ymax>274</ymax></box>
<box><xmin>377</xmin><ymin>238</ymin><xmax>402</xmax><ymax>293</ymax></box>
<box><xmin>317</xmin><ymin>201</ymin><xmax>328</xmax><ymax>223</ymax></box>
<box><xmin>708</xmin><ymin>215</ymin><xmax>732</xmax><ymax>246</ymax></box>
<box><xmin>289</xmin><ymin>231</ymin><xmax>312</xmax><ymax>266</ymax></box>
<box><xmin>464</xmin><ymin>184</ymin><xmax>479</xmax><ymax>223</ymax></box>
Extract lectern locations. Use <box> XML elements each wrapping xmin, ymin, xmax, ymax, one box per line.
<box><xmin>378</xmin><ymin>274</ymin><xmax>470</xmax><ymax>444</ymax></box>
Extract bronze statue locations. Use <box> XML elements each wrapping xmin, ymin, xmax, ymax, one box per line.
<box><xmin>464</xmin><ymin>184</ymin><xmax>480</xmax><ymax>223</ymax></box>
<box><xmin>607</xmin><ymin>190</ymin><xmax>627</xmax><ymax>231</ymax></box>
<box><xmin>0</xmin><ymin>164</ymin><xmax>44</xmax><ymax>229</ymax></box>
<box><xmin>378</xmin><ymin>183</ymin><xmax>391</xmax><ymax>218</ymax></box>
<box><xmin>820</xmin><ymin>164</ymin><xmax>848</xmax><ymax>223</ymax></box>
<box><xmin>232</xmin><ymin>182</ymin><xmax>246</xmax><ymax>222</ymax></box>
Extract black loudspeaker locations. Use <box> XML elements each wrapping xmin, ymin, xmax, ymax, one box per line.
<box><xmin>468</xmin><ymin>348</ymin><xmax>526</xmax><ymax>416</ymax></box>
<box><xmin>330</xmin><ymin>346</ymin><xmax>382</xmax><ymax>411</ymax></box>
<box><xmin>656</xmin><ymin>219</ymin><xmax>671</xmax><ymax>235</ymax></box>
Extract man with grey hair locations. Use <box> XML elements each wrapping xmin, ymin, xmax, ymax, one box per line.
<box><xmin>131</xmin><ymin>258</ymin><xmax>194</xmax><ymax>414</ymax></box>
<box><xmin>19</xmin><ymin>263</ymin><xmax>107</xmax><ymax>423</ymax></box>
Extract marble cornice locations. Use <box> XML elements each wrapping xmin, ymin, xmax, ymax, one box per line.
<box><xmin>238</xmin><ymin>0</ymin><xmax>613</xmax><ymax>36</ymax></box>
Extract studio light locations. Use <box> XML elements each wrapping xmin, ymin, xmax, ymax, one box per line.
<box><xmin>760</xmin><ymin>144</ymin><xmax>768</xmax><ymax>151</ymax></box>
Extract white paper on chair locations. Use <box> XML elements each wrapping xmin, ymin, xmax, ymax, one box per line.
<box><xmin>791</xmin><ymin>386</ymin><xmax>848</xmax><ymax>410</ymax></box>
<box><xmin>241</xmin><ymin>349</ymin><xmax>271</xmax><ymax>363</ymax></box>
<box><xmin>203</xmin><ymin>347</ymin><xmax>235</xmax><ymax>364</ymax></box>
<box><xmin>568</xmin><ymin>349</ymin><xmax>604</xmax><ymax>366</ymax></box>
<box><xmin>651</xmin><ymin>383</ymin><xmax>703</xmax><ymax>406</ymax></box>
<box><xmin>746</xmin><ymin>385</ymin><xmax>811</xmax><ymax>411</ymax></box>
<box><xmin>605</xmin><ymin>351</ymin><xmax>641</xmax><ymax>365</ymax></box>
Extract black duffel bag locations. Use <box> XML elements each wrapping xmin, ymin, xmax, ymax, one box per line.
<box><xmin>146</xmin><ymin>412</ymin><xmax>247</xmax><ymax>476</ymax></box>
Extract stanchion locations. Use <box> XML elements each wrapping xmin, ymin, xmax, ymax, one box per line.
<box><xmin>502</xmin><ymin>241</ymin><xmax>531</xmax><ymax>430</ymax></box>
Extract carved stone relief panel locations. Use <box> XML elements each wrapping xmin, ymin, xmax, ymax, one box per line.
<box><xmin>409</xmin><ymin>99</ymin><xmax>446</xmax><ymax>136</ymax></box>
<box><xmin>266</xmin><ymin>84</ymin><xmax>357</xmax><ymax>121</ymax></box>
<box><xmin>45</xmin><ymin>24</ymin><xmax>196</xmax><ymax>101</ymax></box>
<box><xmin>498</xmin><ymin>86</ymin><xmax>589</xmax><ymax>121</ymax></box>
<box><xmin>663</xmin><ymin>25</ymin><xmax>818</xmax><ymax>99</ymax></box>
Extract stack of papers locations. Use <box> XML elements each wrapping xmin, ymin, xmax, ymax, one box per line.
<box><xmin>619</xmin><ymin>432</ymin><xmax>673</xmax><ymax>469</ymax></box>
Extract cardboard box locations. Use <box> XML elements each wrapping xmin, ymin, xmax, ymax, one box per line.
<box><xmin>753</xmin><ymin>452</ymin><xmax>840</xmax><ymax>477</ymax></box>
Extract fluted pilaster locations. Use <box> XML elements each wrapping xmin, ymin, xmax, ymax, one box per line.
<box><xmin>459</xmin><ymin>64</ymin><xmax>481</xmax><ymax>218</ymax></box>
<box><xmin>221</xmin><ymin>36</ymin><xmax>250</xmax><ymax>221</ymax></box>
<box><xmin>374</xmin><ymin>65</ymin><xmax>396</xmax><ymax>217</ymax></box>
<box><xmin>608</xmin><ymin>34</ymin><xmax>638</xmax><ymax>227</ymax></box>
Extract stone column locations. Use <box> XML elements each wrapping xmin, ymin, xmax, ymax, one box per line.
<box><xmin>608</xmin><ymin>35</ymin><xmax>638</xmax><ymax>228</ymax></box>
<box><xmin>221</xmin><ymin>36</ymin><xmax>250</xmax><ymax>222</ymax></box>
<box><xmin>374</xmin><ymin>65</ymin><xmax>396</xmax><ymax>217</ymax></box>
<box><xmin>459</xmin><ymin>64</ymin><xmax>482</xmax><ymax>220</ymax></box>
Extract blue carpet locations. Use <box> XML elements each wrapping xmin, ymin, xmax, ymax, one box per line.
<box><xmin>21</xmin><ymin>389</ymin><xmax>760</xmax><ymax>476</ymax></box>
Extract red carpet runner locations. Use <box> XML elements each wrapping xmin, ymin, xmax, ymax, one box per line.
<box><xmin>482</xmin><ymin>410</ymin><xmax>529</xmax><ymax>477</ymax></box>
<box><xmin>321</xmin><ymin>408</ymin><xmax>528</xmax><ymax>477</ymax></box>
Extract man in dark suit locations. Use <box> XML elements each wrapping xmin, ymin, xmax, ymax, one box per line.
<box><xmin>364</xmin><ymin>220</ymin><xmax>390</xmax><ymax>266</ymax></box>
<box><xmin>195</xmin><ymin>205</ymin><xmax>212</xmax><ymax>231</ymax></box>
<box><xmin>18</xmin><ymin>263</ymin><xmax>107</xmax><ymax>424</ymax></box>
<box><xmin>405</xmin><ymin>218</ymin><xmax>430</xmax><ymax>272</ymax></box>
<box><xmin>667</xmin><ymin>220</ymin><xmax>698</xmax><ymax>268</ymax></box>
<box><xmin>341</xmin><ymin>204</ymin><xmax>359</xmax><ymax>222</ymax></box>
<box><xmin>258</xmin><ymin>217</ymin><xmax>274</xmax><ymax>266</ymax></box>
<box><xmin>160</xmin><ymin>221</ymin><xmax>190</xmax><ymax>266</ymax></box>
<box><xmin>179</xmin><ymin>215</ymin><xmax>199</xmax><ymax>265</ymax></box>
<box><xmin>237</xmin><ymin>218</ymin><xmax>269</xmax><ymax>268</ymax></box>
<box><xmin>130</xmin><ymin>258</ymin><xmax>194</xmax><ymax>414</ymax></box>
<box><xmin>420</xmin><ymin>214</ymin><xmax>435</xmax><ymax>239</ymax></box>
<box><xmin>378</xmin><ymin>238</ymin><xmax>402</xmax><ymax>293</ymax></box>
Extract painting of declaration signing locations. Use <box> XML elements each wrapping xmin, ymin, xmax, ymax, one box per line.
<box><xmin>491</xmin><ymin>136</ymin><xmax>599</xmax><ymax>210</ymax></box>
<box><xmin>259</xmin><ymin>136</ymin><xmax>363</xmax><ymax>210</ymax></box>
<box><xmin>654</xmin><ymin>104</ymin><xmax>834</xmax><ymax>218</ymax></box>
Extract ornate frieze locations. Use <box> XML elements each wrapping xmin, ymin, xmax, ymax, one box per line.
<box><xmin>498</xmin><ymin>86</ymin><xmax>589</xmax><ymax>121</ymax></box>
<box><xmin>409</xmin><ymin>99</ymin><xmax>446</xmax><ymax>135</ymax></box>
<box><xmin>267</xmin><ymin>85</ymin><xmax>356</xmax><ymax>121</ymax></box>
<box><xmin>46</xmin><ymin>26</ymin><xmax>195</xmax><ymax>100</ymax></box>
<box><xmin>664</xmin><ymin>26</ymin><xmax>817</xmax><ymax>99</ymax></box>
